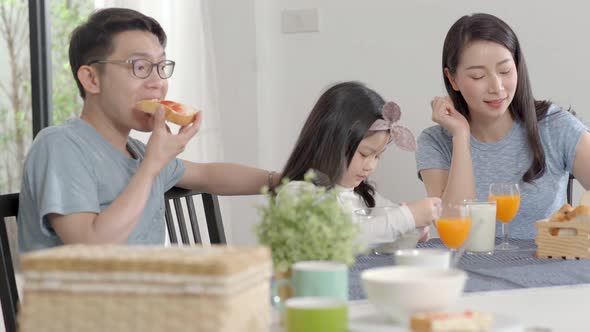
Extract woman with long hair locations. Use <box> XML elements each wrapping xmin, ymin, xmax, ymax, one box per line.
<box><xmin>417</xmin><ymin>13</ymin><xmax>590</xmax><ymax>239</ymax></box>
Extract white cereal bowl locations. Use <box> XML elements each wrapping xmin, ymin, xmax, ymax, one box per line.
<box><xmin>361</xmin><ymin>266</ymin><xmax>467</xmax><ymax>324</ymax></box>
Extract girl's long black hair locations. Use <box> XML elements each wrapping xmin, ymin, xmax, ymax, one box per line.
<box><xmin>281</xmin><ymin>81</ymin><xmax>386</xmax><ymax>207</ymax></box>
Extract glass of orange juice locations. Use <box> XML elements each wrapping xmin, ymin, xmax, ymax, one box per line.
<box><xmin>489</xmin><ymin>183</ymin><xmax>521</xmax><ymax>250</ymax></box>
<box><xmin>435</xmin><ymin>203</ymin><xmax>472</xmax><ymax>257</ymax></box>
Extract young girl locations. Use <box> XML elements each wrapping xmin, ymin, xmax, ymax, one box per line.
<box><xmin>417</xmin><ymin>13</ymin><xmax>590</xmax><ymax>239</ymax></box>
<box><xmin>280</xmin><ymin>81</ymin><xmax>441</xmax><ymax>246</ymax></box>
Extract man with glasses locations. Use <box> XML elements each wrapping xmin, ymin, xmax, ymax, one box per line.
<box><xmin>18</xmin><ymin>8</ymin><xmax>278</xmax><ymax>251</ymax></box>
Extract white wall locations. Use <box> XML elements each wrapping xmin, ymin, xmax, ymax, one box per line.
<box><xmin>207</xmin><ymin>0</ymin><xmax>590</xmax><ymax>244</ymax></box>
<box><xmin>207</xmin><ymin>0</ymin><xmax>262</xmax><ymax>245</ymax></box>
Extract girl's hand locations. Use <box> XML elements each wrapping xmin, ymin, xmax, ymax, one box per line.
<box><xmin>406</xmin><ymin>197</ymin><xmax>442</xmax><ymax>228</ymax></box>
<box><xmin>418</xmin><ymin>226</ymin><xmax>430</xmax><ymax>242</ymax></box>
<box><xmin>431</xmin><ymin>96</ymin><xmax>470</xmax><ymax>138</ymax></box>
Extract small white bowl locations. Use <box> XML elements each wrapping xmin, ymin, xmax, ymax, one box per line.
<box><xmin>361</xmin><ymin>266</ymin><xmax>467</xmax><ymax>324</ymax></box>
<box><xmin>371</xmin><ymin>229</ymin><xmax>423</xmax><ymax>255</ymax></box>
<box><xmin>354</xmin><ymin>207</ymin><xmax>423</xmax><ymax>255</ymax></box>
<box><xmin>394</xmin><ymin>248</ymin><xmax>451</xmax><ymax>268</ymax></box>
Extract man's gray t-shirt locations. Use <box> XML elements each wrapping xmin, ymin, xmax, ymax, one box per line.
<box><xmin>18</xmin><ymin>118</ymin><xmax>185</xmax><ymax>252</ymax></box>
<box><xmin>416</xmin><ymin>106</ymin><xmax>587</xmax><ymax>239</ymax></box>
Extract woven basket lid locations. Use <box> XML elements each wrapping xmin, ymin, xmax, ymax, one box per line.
<box><xmin>21</xmin><ymin>245</ymin><xmax>271</xmax><ymax>276</ymax></box>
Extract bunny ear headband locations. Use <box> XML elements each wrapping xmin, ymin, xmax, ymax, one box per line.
<box><xmin>368</xmin><ymin>101</ymin><xmax>417</xmax><ymax>151</ymax></box>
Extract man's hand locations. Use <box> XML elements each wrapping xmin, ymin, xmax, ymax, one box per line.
<box><xmin>143</xmin><ymin>106</ymin><xmax>201</xmax><ymax>176</ymax></box>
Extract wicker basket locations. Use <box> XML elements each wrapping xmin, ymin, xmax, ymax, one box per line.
<box><xmin>18</xmin><ymin>245</ymin><xmax>272</xmax><ymax>332</ymax></box>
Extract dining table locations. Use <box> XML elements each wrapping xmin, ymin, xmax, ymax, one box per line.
<box><xmin>271</xmin><ymin>283</ymin><xmax>590</xmax><ymax>331</ymax></box>
<box><xmin>345</xmin><ymin>284</ymin><xmax>590</xmax><ymax>331</ymax></box>
<box><xmin>272</xmin><ymin>238</ymin><xmax>590</xmax><ymax>331</ymax></box>
<box><xmin>349</xmin><ymin>238</ymin><xmax>590</xmax><ymax>300</ymax></box>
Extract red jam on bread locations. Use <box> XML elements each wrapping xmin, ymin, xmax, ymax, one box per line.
<box><xmin>136</xmin><ymin>100</ymin><xmax>200</xmax><ymax>126</ymax></box>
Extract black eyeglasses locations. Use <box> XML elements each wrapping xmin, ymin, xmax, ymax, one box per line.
<box><xmin>87</xmin><ymin>58</ymin><xmax>176</xmax><ymax>79</ymax></box>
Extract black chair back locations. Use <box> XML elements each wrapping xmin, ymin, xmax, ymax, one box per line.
<box><xmin>567</xmin><ymin>174</ymin><xmax>575</xmax><ymax>206</ymax></box>
<box><xmin>0</xmin><ymin>193</ymin><xmax>19</xmax><ymax>332</ymax></box>
<box><xmin>164</xmin><ymin>187</ymin><xmax>226</xmax><ymax>245</ymax></box>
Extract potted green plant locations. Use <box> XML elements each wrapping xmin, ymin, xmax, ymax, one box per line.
<box><xmin>255</xmin><ymin>171</ymin><xmax>361</xmax><ymax>275</ymax></box>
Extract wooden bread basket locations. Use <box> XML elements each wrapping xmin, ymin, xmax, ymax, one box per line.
<box><xmin>536</xmin><ymin>219</ymin><xmax>590</xmax><ymax>260</ymax></box>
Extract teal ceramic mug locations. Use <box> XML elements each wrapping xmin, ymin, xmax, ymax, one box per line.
<box><xmin>272</xmin><ymin>261</ymin><xmax>348</xmax><ymax>310</ymax></box>
<box><xmin>285</xmin><ymin>297</ymin><xmax>348</xmax><ymax>332</ymax></box>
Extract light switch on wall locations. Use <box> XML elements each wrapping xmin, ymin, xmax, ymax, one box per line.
<box><xmin>281</xmin><ymin>8</ymin><xmax>320</xmax><ymax>34</ymax></box>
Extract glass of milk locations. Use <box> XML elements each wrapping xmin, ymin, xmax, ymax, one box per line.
<box><xmin>465</xmin><ymin>200</ymin><xmax>497</xmax><ymax>255</ymax></box>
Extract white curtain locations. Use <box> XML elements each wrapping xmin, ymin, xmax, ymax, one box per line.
<box><xmin>95</xmin><ymin>0</ymin><xmax>228</xmax><ymax>244</ymax></box>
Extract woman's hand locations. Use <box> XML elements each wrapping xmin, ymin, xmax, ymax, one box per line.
<box><xmin>431</xmin><ymin>96</ymin><xmax>470</xmax><ymax>138</ymax></box>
